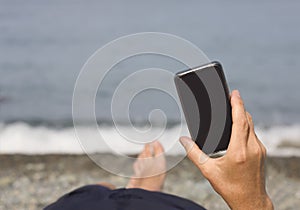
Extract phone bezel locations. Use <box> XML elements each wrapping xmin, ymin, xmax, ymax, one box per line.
<box><xmin>174</xmin><ymin>61</ymin><xmax>231</xmax><ymax>157</ymax></box>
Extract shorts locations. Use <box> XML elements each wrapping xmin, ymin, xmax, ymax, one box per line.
<box><xmin>44</xmin><ymin>185</ymin><xmax>206</xmax><ymax>210</ymax></box>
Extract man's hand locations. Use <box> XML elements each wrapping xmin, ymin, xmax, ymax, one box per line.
<box><xmin>180</xmin><ymin>90</ymin><xmax>274</xmax><ymax>210</ymax></box>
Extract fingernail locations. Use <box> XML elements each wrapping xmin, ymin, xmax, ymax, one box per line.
<box><xmin>179</xmin><ymin>137</ymin><xmax>191</xmax><ymax>149</ymax></box>
<box><xmin>179</xmin><ymin>137</ymin><xmax>186</xmax><ymax>147</ymax></box>
<box><xmin>235</xmin><ymin>90</ymin><xmax>240</xmax><ymax>98</ymax></box>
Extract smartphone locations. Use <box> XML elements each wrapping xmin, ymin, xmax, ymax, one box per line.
<box><xmin>174</xmin><ymin>61</ymin><xmax>232</xmax><ymax>156</ymax></box>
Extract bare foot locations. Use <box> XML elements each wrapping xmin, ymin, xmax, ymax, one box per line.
<box><xmin>126</xmin><ymin>141</ymin><xmax>166</xmax><ymax>191</ymax></box>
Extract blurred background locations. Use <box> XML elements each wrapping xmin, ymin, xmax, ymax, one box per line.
<box><xmin>0</xmin><ymin>0</ymin><xmax>299</xmax><ymax>155</ymax></box>
<box><xmin>0</xmin><ymin>1</ymin><xmax>300</xmax><ymax>209</ymax></box>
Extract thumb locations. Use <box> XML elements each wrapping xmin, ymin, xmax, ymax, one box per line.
<box><xmin>179</xmin><ymin>136</ymin><xmax>211</xmax><ymax>174</ymax></box>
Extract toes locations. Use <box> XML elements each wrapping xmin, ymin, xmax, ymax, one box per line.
<box><xmin>133</xmin><ymin>161</ymin><xmax>142</xmax><ymax>176</ymax></box>
<box><xmin>144</xmin><ymin>143</ymin><xmax>153</xmax><ymax>157</ymax></box>
<box><xmin>153</xmin><ymin>140</ymin><xmax>164</xmax><ymax>157</ymax></box>
<box><xmin>138</xmin><ymin>143</ymin><xmax>150</xmax><ymax>158</ymax></box>
<box><xmin>138</xmin><ymin>141</ymin><xmax>165</xmax><ymax>159</ymax></box>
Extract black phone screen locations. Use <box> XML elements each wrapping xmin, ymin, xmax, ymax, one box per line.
<box><xmin>174</xmin><ymin>61</ymin><xmax>232</xmax><ymax>155</ymax></box>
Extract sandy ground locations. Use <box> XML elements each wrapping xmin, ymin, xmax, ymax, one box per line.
<box><xmin>0</xmin><ymin>154</ymin><xmax>299</xmax><ymax>210</ymax></box>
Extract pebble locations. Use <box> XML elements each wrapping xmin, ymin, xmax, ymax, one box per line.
<box><xmin>0</xmin><ymin>155</ymin><xmax>299</xmax><ymax>210</ymax></box>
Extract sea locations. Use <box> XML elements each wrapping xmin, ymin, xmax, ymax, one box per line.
<box><xmin>0</xmin><ymin>0</ymin><xmax>300</xmax><ymax>156</ymax></box>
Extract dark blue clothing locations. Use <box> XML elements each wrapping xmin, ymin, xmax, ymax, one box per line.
<box><xmin>44</xmin><ymin>185</ymin><xmax>206</xmax><ymax>210</ymax></box>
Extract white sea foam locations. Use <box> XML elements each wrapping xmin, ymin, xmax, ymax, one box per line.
<box><xmin>256</xmin><ymin>125</ymin><xmax>300</xmax><ymax>157</ymax></box>
<box><xmin>0</xmin><ymin>122</ymin><xmax>189</xmax><ymax>155</ymax></box>
<box><xmin>0</xmin><ymin>122</ymin><xmax>299</xmax><ymax>156</ymax></box>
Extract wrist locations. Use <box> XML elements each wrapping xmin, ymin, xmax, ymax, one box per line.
<box><xmin>232</xmin><ymin>196</ymin><xmax>273</xmax><ymax>210</ymax></box>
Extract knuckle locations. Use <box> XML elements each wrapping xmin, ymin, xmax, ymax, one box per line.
<box><xmin>250</xmin><ymin>143</ymin><xmax>262</xmax><ymax>157</ymax></box>
<box><xmin>253</xmin><ymin>147</ymin><xmax>261</xmax><ymax>156</ymax></box>
<box><xmin>247</xmin><ymin>112</ymin><xmax>253</xmax><ymax>122</ymax></box>
<box><xmin>234</xmin><ymin>150</ymin><xmax>247</xmax><ymax>164</ymax></box>
<box><xmin>256</xmin><ymin>137</ymin><xmax>267</xmax><ymax>157</ymax></box>
<box><xmin>235</xmin><ymin>156</ymin><xmax>247</xmax><ymax>164</ymax></box>
<box><xmin>261</xmin><ymin>144</ymin><xmax>267</xmax><ymax>157</ymax></box>
<box><xmin>200</xmin><ymin>166</ymin><xmax>210</xmax><ymax>178</ymax></box>
<box><xmin>247</xmin><ymin>111</ymin><xmax>252</xmax><ymax>118</ymax></box>
<box><xmin>187</xmin><ymin>150</ymin><xmax>199</xmax><ymax>164</ymax></box>
<box><xmin>186</xmin><ymin>152</ymin><xmax>193</xmax><ymax>160</ymax></box>
<box><xmin>237</xmin><ymin>98</ymin><xmax>244</xmax><ymax>106</ymax></box>
<box><xmin>239</xmin><ymin>117</ymin><xmax>249</xmax><ymax>131</ymax></box>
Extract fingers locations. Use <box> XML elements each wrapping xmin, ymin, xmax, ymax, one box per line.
<box><xmin>231</xmin><ymin>96</ymin><xmax>267</xmax><ymax>159</ymax></box>
<box><xmin>228</xmin><ymin>90</ymin><xmax>250</xmax><ymax>150</ymax></box>
<box><xmin>257</xmin><ymin>139</ymin><xmax>267</xmax><ymax>157</ymax></box>
<box><xmin>139</xmin><ymin>141</ymin><xmax>165</xmax><ymax>158</ymax></box>
<box><xmin>153</xmin><ymin>140</ymin><xmax>164</xmax><ymax>157</ymax></box>
<box><xmin>179</xmin><ymin>136</ymin><xmax>211</xmax><ymax>176</ymax></box>
<box><xmin>245</xmin><ymin>113</ymin><xmax>267</xmax><ymax>157</ymax></box>
<box><xmin>246</xmin><ymin>112</ymin><xmax>265</xmax><ymax>148</ymax></box>
<box><xmin>246</xmin><ymin>112</ymin><xmax>255</xmax><ymax>133</ymax></box>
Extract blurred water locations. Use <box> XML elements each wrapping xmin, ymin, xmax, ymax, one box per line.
<box><xmin>1</xmin><ymin>0</ymin><xmax>300</xmax><ymax>126</ymax></box>
<box><xmin>0</xmin><ymin>1</ymin><xmax>300</xmax><ymax>154</ymax></box>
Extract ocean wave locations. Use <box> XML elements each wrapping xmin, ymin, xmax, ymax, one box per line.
<box><xmin>0</xmin><ymin>122</ymin><xmax>299</xmax><ymax>156</ymax></box>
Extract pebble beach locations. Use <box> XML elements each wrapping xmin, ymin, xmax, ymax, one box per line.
<box><xmin>0</xmin><ymin>154</ymin><xmax>299</xmax><ymax>210</ymax></box>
